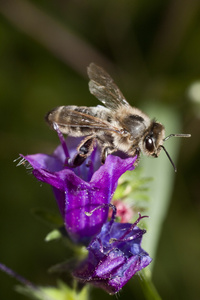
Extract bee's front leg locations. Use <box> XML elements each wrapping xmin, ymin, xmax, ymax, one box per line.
<box><xmin>68</xmin><ymin>136</ymin><xmax>96</xmax><ymax>168</ymax></box>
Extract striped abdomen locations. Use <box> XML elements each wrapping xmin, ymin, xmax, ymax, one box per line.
<box><xmin>45</xmin><ymin>105</ymin><xmax>111</xmax><ymax>137</ymax></box>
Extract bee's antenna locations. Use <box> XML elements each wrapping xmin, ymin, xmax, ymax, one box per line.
<box><xmin>163</xmin><ymin>133</ymin><xmax>191</xmax><ymax>142</ymax></box>
<box><xmin>160</xmin><ymin>145</ymin><xmax>177</xmax><ymax>172</ymax></box>
<box><xmin>161</xmin><ymin>133</ymin><xmax>191</xmax><ymax>171</ymax></box>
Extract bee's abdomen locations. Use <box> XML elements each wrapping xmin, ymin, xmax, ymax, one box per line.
<box><xmin>45</xmin><ymin>105</ymin><xmax>108</xmax><ymax>137</ymax></box>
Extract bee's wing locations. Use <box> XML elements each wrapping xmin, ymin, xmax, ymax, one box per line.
<box><xmin>47</xmin><ymin>107</ymin><xmax>121</xmax><ymax>135</ymax></box>
<box><xmin>87</xmin><ymin>63</ymin><xmax>130</xmax><ymax>110</ymax></box>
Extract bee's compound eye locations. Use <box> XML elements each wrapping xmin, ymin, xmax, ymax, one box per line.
<box><xmin>145</xmin><ymin>137</ymin><xmax>154</xmax><ymax>152</ymax></box>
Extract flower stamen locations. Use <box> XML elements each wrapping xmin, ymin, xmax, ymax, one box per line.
<box><xmin>109</xmin><ymin>229</ymin><xmax>146</xmax><ymax>244</ymax></box>
<box><xmin>85</xmin><ymin>203</ymin><xmax>117</xmax><ymax>225</ymax></box>
<box><xmin>53</xmin><ymin>122</ymin><xmax>69</xmax><ymax>160</ymax></box>
<box><xmin>119</xmin><ymin>213</ymin><xmax>148</xmax><ymax>241</ymax></box>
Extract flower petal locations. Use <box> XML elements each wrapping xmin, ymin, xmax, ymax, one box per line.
<box><xmin>22</xmin><ymin>139</ymin><xmax>137</xmax><ymax>243</ymax></box>
<box><xmin>21</xmin><ymin>153</ymin><xmax>63</xmax><ymax>172</ymax></box>
<box><xmin>73</xmin><ymin>217</ymin><xmax>152</xmax><ymax>294</ymax></box>
<box><xmin>63</xmin><ymin>155</ymin><xmax>137</xmax><ymax>243</ymax></box>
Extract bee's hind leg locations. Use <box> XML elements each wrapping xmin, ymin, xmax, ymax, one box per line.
<box><xmin>68</xmin><ymin>136</ymin><xmax>96</xmax><ymax>168</ymax></box>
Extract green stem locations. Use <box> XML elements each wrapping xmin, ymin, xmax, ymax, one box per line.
<box><xmin>139</xmin><ymin>269</ymin><xmax>162</xmax><ymax>300</ymax></box>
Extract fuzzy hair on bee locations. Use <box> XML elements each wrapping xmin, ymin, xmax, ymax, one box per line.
<box><xmin>46</xmin><ymin>63</ymin><xmax>191</xmax><ymax>171</ymax></box>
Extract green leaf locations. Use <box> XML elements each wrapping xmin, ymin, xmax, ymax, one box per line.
<box><xmin>45</xmin><ymin>229</ymin><xmax>62</xmax><ymax>242</ymax></box>
<box><xmin>16</xmin><ymin>281</ymin><xmax>90</xmax><ymax>300</ymax></box>
<box><xmin>141</xmin><ymin>104</ymin><xmax>182</xmax><ymax>267</ymax></box>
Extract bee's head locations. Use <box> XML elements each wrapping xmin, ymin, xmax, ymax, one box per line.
<box><xmin>142</xmin><ymin>121</ymin><xmax>165</xmax><ymax>157</ymax></box>
<box><xmin>141</xmin><ymin>121</ymin><xmax>191</xmax><ymax>172</ymax></box>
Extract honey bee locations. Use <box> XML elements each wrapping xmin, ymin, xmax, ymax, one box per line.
<box><xmin>46</xmin><ymin>63</ymin><xmax>191</xmax><ymax>171</ymax></box>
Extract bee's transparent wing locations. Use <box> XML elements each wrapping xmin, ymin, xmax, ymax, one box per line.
<box><xmin>47</xmin><ymin>107</ymin><xmax>121</xmax><ymax>135</ymax></box>
<box><xmin>87</xmin><ymin>63</ymin><xmax>130</xmax><ymax>110</ymax></box>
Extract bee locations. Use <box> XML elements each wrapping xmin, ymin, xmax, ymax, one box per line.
<box><xmin>46</xmin><ymin>63</ymin><xmax>191</xmax><ymax>171</ymax></box>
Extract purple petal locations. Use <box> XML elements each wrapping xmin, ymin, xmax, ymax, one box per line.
<box><xmin>73</xmin><ymin>218</ymin><xmax>152</xmax><ymax>294</ymax></box>
<box><xmin>64</xmin><ymin>155</ymin><xmax>137</xmax><ymax>243</ymax></box>
<box><xmin>21</xmin><ymin>153</ymin><xmax>63</xmax><ymax>172</ymax></box>
<box><xmin>22</xmin><ymin>140</ymin><xmax>137</xmax><ymax>243</ymax></box>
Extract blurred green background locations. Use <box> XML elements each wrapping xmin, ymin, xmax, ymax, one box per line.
<box><xmin>0</xmin><ymin>1</ymin><xmax>199</xmax><ymax>299</ymax></box>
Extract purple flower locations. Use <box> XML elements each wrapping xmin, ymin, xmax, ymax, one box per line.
<box><xmin>21</xmin><ymin>136</ymin><xmax>137</xmax><ymax>244</ymax></box>
<box><xmin>73</xmin><ymin>212</ymin><xmax>152</xmax><ymax>294</ymax></box>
